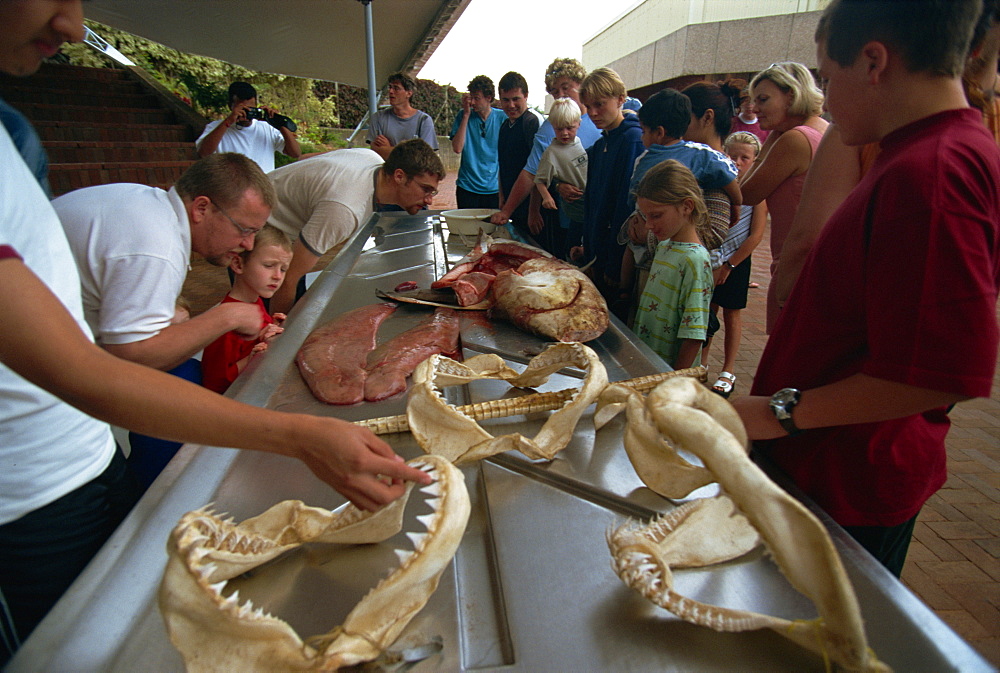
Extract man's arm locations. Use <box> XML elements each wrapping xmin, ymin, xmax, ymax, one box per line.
<box><xmin>279</xmin><ymin>125</ymin><xmax>301</xmax><ymax>159</ymax></box>
<box><xmin>370</xmin><ymin>135</ymin><xmax>393</xmax><ymax>159</ymax></box>
<box><xmin>0</xmin><ymin>259</ymin><xmax>430</xmax><ymax>510</ymax></box>
<box><xmin>731</xmin><ymin>373</ymin><xmax>968</xmax><ymax>441</ymax></box>
<box><xmin>270</xmin><ymin>238</ymin><xmax>319</xmax><ymax>315</ymax></box>
<box><xmin>196</xmin><ymin>102</ymin><xmax>251</xmax><ymax>157</ymax></box>
<box><xmin>103</xmin><ymin>301</ymin><xmax>267</xmax><ymax>371</ymax></box>
<box><xmin>490</xmin><ymin>169</ymin><xmax>535</xmax><ymax>224</ymax></box>
<box><xmin>451</xmin><ymin>95</ymin><xmax>471</xmax><ymax>154</ymax></box>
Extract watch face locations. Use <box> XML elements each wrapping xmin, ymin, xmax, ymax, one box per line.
<box><xmin>773</xmin><ymin>389</ymin><xmax>797</xmax><ymax>406</ymax></box>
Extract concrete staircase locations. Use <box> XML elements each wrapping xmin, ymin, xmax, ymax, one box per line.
<box><xmin>0</xmin><ymin>62</ymin><xmax>205</xmax><ymax>197</ymax></box>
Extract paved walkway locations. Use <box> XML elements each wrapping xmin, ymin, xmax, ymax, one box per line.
<box><xmin>182</xmin><ymin>170</ymin><xmax>1000</xmax><ymax>666</ymax></box>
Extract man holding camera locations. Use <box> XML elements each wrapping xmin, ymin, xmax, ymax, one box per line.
<box><xmin>196</xmin><ymin>81</ymin><xmax>301</xmax><ymax>172</ymax></box>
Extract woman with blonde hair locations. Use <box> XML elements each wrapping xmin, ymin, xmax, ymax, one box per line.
<box><xmin>740</xmin><ymin>61</ymin><xmax>828</xmax><ymax>332</ymax></box>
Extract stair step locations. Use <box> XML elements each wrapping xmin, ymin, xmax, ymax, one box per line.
<box><xmin>44</xmin><ymin>141</ymin><xmax>198</xmax><ymax>163</ymax></box>
<box><xmin>48</xmin><ymin>161</ymin><xmax>194</xmax><ymax>197</ymax></box>
<box><xmin>11</xmin><ymin>102</ymin><xmax>176</xmax><ymax>125</ymax></box>
<box><xmin>1</xmin><ymin>73</ymin><xmax>141</xmax><ymax>96</ymax></box>
<box><xmin>2</xmin><ymin>85</ymin><xmax>160</xmax><ymax>110</ymax></box>
<box><xmin>32</xmin><ymin>120</ymin><xmax>194</xmax><ymax>143</ymax></box>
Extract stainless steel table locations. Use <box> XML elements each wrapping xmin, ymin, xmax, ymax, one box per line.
<box><xmin>9</xmin><ymin>212</ymin><xmax>991</xmax><ymax>672</ymax></box>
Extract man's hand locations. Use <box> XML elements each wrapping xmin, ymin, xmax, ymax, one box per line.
<box><xmin>557</xmin><ymin>183</ymin><xmax>583</xmax><ymax>202</ymax></box>
<box><xmin>228</xmin><ymin>99</ymin><xmax>254</xmax><ymax>126</ymax></box>
<box><xmin>528</xmin><ymin>208</ymin><xmax>545</xmax><ymax>234</ymax></box>
<box><xmin>490</xmin><ymin>210</ymin><xmax>510</xmax><ymax>225</ymax></box>
<box><xmin>461</xmin><ymin>93</ymin><xmax>472</xmax><ymax>115</ymax></box>
<box><xmin>371</xmin><ymin>134</ymin><xmax>391</xmax><ymax>152</ymax></box>
<box><xmin>298</xmin><ymin>420</ymin><xmax>433</xmax><ymax>511</ymax></box>
<box><xmin>211</xmin><ymin>302</ymin><xmax>267</xmax><ymax>339</ymax></box>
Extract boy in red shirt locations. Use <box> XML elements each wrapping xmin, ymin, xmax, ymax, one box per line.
<box><xmin>202</xmin><ymin>225</ymin><xmax>292</xmax><ymax>393</ymax></box>
<box><xmin>733</xmin><ymin>0</ymin><xmax>1000</xmax><ymax>576</ymax></box>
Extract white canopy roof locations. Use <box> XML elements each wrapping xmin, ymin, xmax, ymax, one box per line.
<box><xmin>85</xmin><ymin>0</ymin><xmax>471</xmax><ymax>87</ymax></box>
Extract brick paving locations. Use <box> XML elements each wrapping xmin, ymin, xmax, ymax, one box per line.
<box><xmin>181</xmin><ymin>169</ymin><xmax>1000</xmax><ymax>666</ymax></box>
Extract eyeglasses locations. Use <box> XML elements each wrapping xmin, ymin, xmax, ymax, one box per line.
<box><xmin>210</xmin><ymin>199</ymin><xmax>262</xmax><ymax>238</ymax></box>
<box><xmin>413</xmin><ymin>179</ymin><xmax>439</xmax><ymax>197</ymax></box>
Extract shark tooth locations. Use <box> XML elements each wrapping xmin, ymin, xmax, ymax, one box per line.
<box><xmin>159</xmin><ymin>455</ymin><xmax>471</xmax><ymax>672</ymax></box>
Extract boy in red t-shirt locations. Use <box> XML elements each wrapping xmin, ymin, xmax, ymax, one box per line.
<box><xmin>732</xmin><ymin>0</ymin><xmax>1000</xmax><ymax>576</ymax></box>
<box><xmin>201</xmin><ymin>225</ymin><xmax>292</xmax><ymax>393</ymax></box>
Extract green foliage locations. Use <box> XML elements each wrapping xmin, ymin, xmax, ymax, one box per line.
<box><xmin>62</xmin><ymin>20</ymin><xmax>463</xmax><ymax>144</ymax></box>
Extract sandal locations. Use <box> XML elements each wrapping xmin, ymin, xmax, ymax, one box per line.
<box><xmin>712</xmin><ymin>372</ymin><xmax>736</xmax><ymax>399</ymax></box>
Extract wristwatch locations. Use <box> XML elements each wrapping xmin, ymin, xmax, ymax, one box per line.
<box><xmin>724</xmin><ymin>261</ymin><xmax>736</xmax><ymax>270</ymax></box>
<box><xmin>768</xmin><ymin>388</ymin><xmax>803</xmax><ymax>437</ymax></box>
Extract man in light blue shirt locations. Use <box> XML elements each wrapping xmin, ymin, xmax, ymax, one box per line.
<box><xmin>450</xmin><ymin>75</ymin><xmax>505</xmax><ymax>209</ymax></box>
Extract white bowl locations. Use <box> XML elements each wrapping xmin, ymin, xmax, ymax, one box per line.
<box><xmin>441</xmin><ymin>208</ymin><xmax>499</xmax><ymax>237</ymax></box>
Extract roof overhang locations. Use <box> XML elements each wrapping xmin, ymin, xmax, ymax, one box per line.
<box><xmin>84</xmin><ymin>0</ymin><xmax>471</xmax><ymax>86</ymax></box>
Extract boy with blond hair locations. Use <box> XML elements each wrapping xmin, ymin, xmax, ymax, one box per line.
<box><xmin>574</xmin><ymin>67</ymin><xmax>644</xmax><ymax>317</ymax></box>
<box><xmin>734</xmin><ymin>0</ymin><xmax>1000</xmax><ymax>576</ymax></box>
<box><xmin>201</xmin><ymin>225</ymin><xmax>293</xmax><ymax>393</ymax></box>
<box><xmin>534</xmin><ymin>98</ymin><xmax>588</xmax><ymax>249</ymax></box>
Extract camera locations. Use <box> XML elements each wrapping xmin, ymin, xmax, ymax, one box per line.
<box><xmin>267</xmin><ymin>113</ymin><xmax>297</xmax><ymax>132</ymax></box>
<box><xmin>243</xmin><ymin>107</ymin><xmax>266</xmax><ymax>121</ymax></box>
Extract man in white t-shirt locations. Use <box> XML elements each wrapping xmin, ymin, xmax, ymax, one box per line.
<box><xmin>196</xmin><ymin>82</ymin><xmax>301</xmax><ymax>173</ymax></box>
<box><xmin>54</xmin><ymin>153</ymin><xmax>278</xmax><ymax>371</ymax></box>
<box><xmin>267</xmin><ymin>138</ymin><xmax>446</xmax><ymax>313</ymax></box>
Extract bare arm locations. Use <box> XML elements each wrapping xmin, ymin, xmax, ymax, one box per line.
<box><xmin>279</xmin><ymin>125</ymin><xmax>301</xmax><ymax>159</ymax></box>
<box><xmin>722</xmin><ymin>179</ymin><xmax>743</xmax><ymax>228</ymax></box>
<box><xmin>773</xmin><ymin>125</ymin><xmax>863</xmax><ymax>305</ymax></box>
<box><xmin>370</xmin><ymin>135</ymin><xmax>393</xmax><ymax>159</ymax></box>
<box><xmin>451</xmin><ymin>95</ymin><xmax>471</xmax><ymax>154</ymax></box>
<box><xmin>739</xmin><ymin>130</ymin><xmax>812</xmax><ymax>205</ymax></box>
<box><xmin>674</xmin><ymin>339</ymin><xmax>702</xmax><ymax>370</ymax></box>
<box><xmin>196</xmin><ymin>102</ymin><xmax>250</xmax><ymax>157</ymax></box>
<box><xmin>536</xmin><ymin>182</ymin><xmax>557</xmax><ymax>210</ymax></box>
<box><xmin>731</xmin><ymin>373</ymin><xmax>967</xmax><ymax>441</ymax></box>
<box><xmin>0</xmin><ymin>260</ymin><xmax>430</xmax><ymax>510</ymax></box>
<box><xmin>490</xmin><ymin>169</ymin><xmax>536</xmax><ymax>224</ymax></box>
<box><xmin>103</xmin><ymin>301</ymin><xmax>267</xmax><ymax>371</ymax></box>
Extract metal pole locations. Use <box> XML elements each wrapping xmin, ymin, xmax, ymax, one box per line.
<box><xmin>361</xmin><ymin>0</ymin><xmax>378</xmax><ymax>121</ymax></box>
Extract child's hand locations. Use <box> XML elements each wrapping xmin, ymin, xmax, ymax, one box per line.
<box><xmin>257</xmin><ymin>323</ymin><xmax>284</xmax><ymax>343</ymax></box>
<box><xmin>272</xmin><ymin>312</ymin><xmax>287</xmax><ymax>326</ymax></box>
<box><xmin>250</xmin><ymin>342</ymin><xmax>269</xmax><ymax>357</ymax></box>
<box><xmin>626</xmin><ymin>211</ymin><xmax>646</xmax><ymax>244</ymax></box>
<box><xmin>713</xmin><ymin>265</ymin><xmax>731</xmax><ymax>286</ymax></box>
<box><xmin>541</xmin><ymin>196</ymin><xmax>556</xmax><ymax>210</ymax></box>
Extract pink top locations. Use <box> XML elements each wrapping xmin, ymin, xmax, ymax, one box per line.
<box><xmin>764</xmin><ymin>123</ymin><xmax>825</xmax><ymax>332</ymax></box>
<box><xmin>730</xmin><ymin>115</ymin><xmax>770</xmax><ymax>143</ymax></box>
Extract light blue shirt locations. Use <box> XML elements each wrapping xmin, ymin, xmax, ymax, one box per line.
<box><xmin>451</xmin><ymin>107</ymin><xmax>505</xmax><ymax>194</ymax></box>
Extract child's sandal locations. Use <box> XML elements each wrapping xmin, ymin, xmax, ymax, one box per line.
<box><xmin>711</xmin><ymin>371</ymin><xmax>736</xmax><ymax>399</ymax></box>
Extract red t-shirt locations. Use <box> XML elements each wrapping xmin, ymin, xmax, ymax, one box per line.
<box><xmin>200</xmin><ymin>295</ymin><xmax>274</xmax><ymax>394</ymax></box>
<box><xmin>752</xmin><ymin>108</ymin><xmax>1000</xmax><ymax>527</ymax></box>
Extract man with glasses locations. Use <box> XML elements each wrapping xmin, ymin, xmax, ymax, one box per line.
<box><xmin>266</xmin><ymin>138</ymin><xmax>446</xmax><ymax>314</ymax></box>
<box><xmin>366</xmin><ymin>72</ymin><xmax>439</xmax><ymax>160</ymax></box>
<box><xmin>52</xmin><ymin>153</ymin><xmax>275</xmax><ymax>371</ymax></box>
<box><xmin>450</xmin><ymin>74</ymin><xmax>505</xmax><ymax>209</ymax></box>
